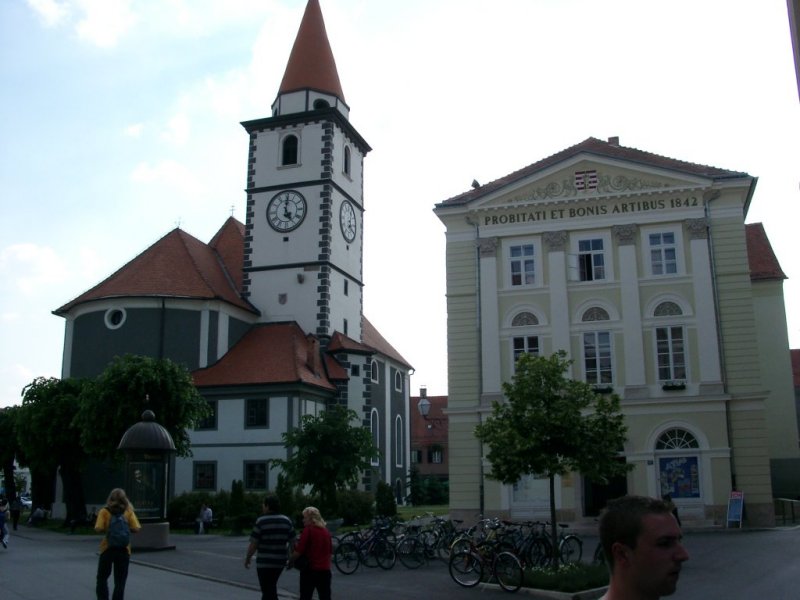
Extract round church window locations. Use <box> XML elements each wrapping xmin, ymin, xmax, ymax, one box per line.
<box><xmin>105</xmin><ymin>308</ymin><xmax>127</xmax><ymax>330</ymax></box>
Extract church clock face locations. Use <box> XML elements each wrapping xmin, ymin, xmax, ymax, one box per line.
<box><xmin>267</xmin><ymin>190</ymin><xmax>306</xmax><ymax>232</ymax></box>
<box><xmin>339</xmin><ymin>200</ymin><xmax>357</xmax><ymax>242</ymax></box>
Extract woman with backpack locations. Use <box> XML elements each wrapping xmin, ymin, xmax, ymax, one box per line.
<box><xmin>94</xmin><ymin>488</ymin><xmax>141</xmax><ymax>600</ymax></box>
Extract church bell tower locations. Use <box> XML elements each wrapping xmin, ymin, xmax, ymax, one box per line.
<box><xmin>241</xmin><ymin>0</ymin><xmax>370</xmax><ymax>343</ymax></box>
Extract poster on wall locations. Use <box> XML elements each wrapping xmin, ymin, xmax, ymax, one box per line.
<box><xmin>658</xmin><ymin>456</ymin><xmax>700</xmax><ymax>499</ymax></box>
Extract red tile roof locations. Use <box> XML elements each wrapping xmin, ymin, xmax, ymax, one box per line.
<box><xmin>55</xmin><ymin>226</ymin><xmax>257</xmax><ymax>315</ymax></box>
<box><xmin>278</xmin><ymin>0</ymin><xmax>345</xmax><ymax>101</ymax></box>
<box><xmin>362</xmin><ymin>317</ymin><xmax>413</xmax><ymax>369</ymax></box>
<box><xmin>209</xmin><ymin>217</ymin><xmax>245</xmax><ymax>292</ymax></box>
<box><xmin>745</xmin><ymin>223</ymin><xmax>787</xmax><ymax>281</ymax></box>
<box><xmin>192</xmin><ymin>322</ymin><xmax>337</xmax><ymax>390</ymax></box>
<box><xmin>436</xmin><ymin>137</ymin><xmax>750</xmax><ymax>208</ymax></box>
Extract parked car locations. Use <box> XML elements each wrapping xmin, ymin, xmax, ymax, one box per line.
<box><xmin>19</xmin><ymin>494</ymin><xmax>32</xmax><ymax>509</ymax></box>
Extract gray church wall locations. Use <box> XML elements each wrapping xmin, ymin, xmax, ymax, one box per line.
<box><xmin>70</xmin><ymin>307</ymin><xmax>202</xmax><ymax>378</ymax></box>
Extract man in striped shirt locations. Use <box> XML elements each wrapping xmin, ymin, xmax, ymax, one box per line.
<box><xmin>245</xmin><ymin>495</ymin><xmax>296</xmax><ymax>600</ymax></box>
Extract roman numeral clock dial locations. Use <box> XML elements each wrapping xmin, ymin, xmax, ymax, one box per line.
<box><xmin>267</xmin><ymin>190</ymin><xmax>306</xmax><ymax>232</ymax></box>
<box><xmin>340</xmin><ymin>200</ymin><xmax>357</xmax><ymax>242</ymax></box>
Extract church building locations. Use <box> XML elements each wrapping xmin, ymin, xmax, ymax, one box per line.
<box><xmin>435</xmin><ymin>137</ymin><xmax>799</xmax><ymax>527</ymax></box>
<box><xmin>55</xmin><ymin>0</ymin><xmax>411</xmax><ymax>499</ymax></box>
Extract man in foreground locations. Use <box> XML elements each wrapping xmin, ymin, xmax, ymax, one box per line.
<box><xmin>245</xmin><ymin>495</ymin><xmax>295</xmax><ymax>600</ymax></box>
<box><xmin>599</xmin><ymin>495</ymin><xmax>689</xmax><ymax>600</ymax></box>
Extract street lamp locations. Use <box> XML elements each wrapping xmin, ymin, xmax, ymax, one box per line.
<box><xmin>416</xmin><ymin>386</ymin><xmax>445</xmax><ymax>429</ymax></box>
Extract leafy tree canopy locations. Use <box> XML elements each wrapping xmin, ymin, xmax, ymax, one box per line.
<box><xmin>75</xmin><ymin>355</ymin><xmax>211</xmax><ymax>459</ymax></box>
<box><xmin>277</xmin><ymin>404</ymin><xmax>378</xmax><ymax>514</ymax></box>
<box><xmin>475</xmin><ymin>351</ymin><xmax>630</xmax><ymax>566</ymax></box>
<box><xmin>16</xmin><ymin>377</ymin><xmax>87</xmax><ymax>473</ymax></box>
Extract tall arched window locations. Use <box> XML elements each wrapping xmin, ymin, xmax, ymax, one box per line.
<box><xmin>395</xmin><ymin>415</ymin><xmax>403</xmax><ymax>467</ymax></box>
<box><xmin>370</xmin><ymin>359</ymin><xmax>379</xmax><ymax>383</ymax></box>
<box><xmin>282</xmin><ymin>134</ymin><xmax>298</xmax><ymax>166</ymax></box>
<box><xmin>370</xmin><ymin>409</ymin><xmax>380</xmax><ymax>466</ymax></box>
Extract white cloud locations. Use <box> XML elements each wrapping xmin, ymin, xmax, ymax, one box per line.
<box><xmin>74</xmin><ymin>0</ymin><xmax>138</xmax><ymax>48</ymax></box>
<box><xmin>0</xmin><ymin>243</ymin><xmax>69</xmax><ymax>295</ymax></box>
<box><xmin>130</xmin><ymin>159</ymin><xmax>204</xmax><ymax>196</ymax></box>
<box><xmin>160</xmin><ymin>113</ymin><xmax>191</xmax><ymax>145</ymax></box>
<box><xmin>25</xmin><ymin>0</ymin><xmax>70</xmax><ymax>27</ymax></box>
<box><xmin>125</xmin><ymin>123</ymin><xmax>143</xmax><ymax>138</ymax></box>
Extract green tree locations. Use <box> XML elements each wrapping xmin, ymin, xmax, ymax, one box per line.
<box><xmin>475</xmin><ymin>351</ymin><xmax>629</xmax><ymax>567</ymax></box>
<box><xmin>0</xmin><ymin>406</ymin><xmax>20</xmax><ymax>501</ymax></box>
<box><xmin>15</xmin><ymin>377</ymin><xmax>89</xmax><ymax>523</ymax></box>
<box><xmin>277</xmin><ymin>404</ymin><xmax>378</xmax><ymax>516</ymax></box>
<box><xmin>375</xmin><ymin>480</ymin><xmax>397</xmax><ymax>517</ymax></box>
<box><xmin>76</xmin><ymin>355</ymin><xmax>211</xmax><ymax>460</ymax></box>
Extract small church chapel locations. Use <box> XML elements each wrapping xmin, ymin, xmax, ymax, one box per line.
<box><xmin>55</xmin><ymin>0</ymin><xmax>412</xmax><ymax>499</ymax></box>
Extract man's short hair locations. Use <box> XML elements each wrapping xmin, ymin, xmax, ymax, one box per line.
<box><xmin>264</xmin><ymin>495</ymin><xmax>280</xmax><ymax>513</ymax></box>
<box><xmin>599</xmin><ymin>495</ymin><xmax>672</xmax><ymax>570</ymax></box>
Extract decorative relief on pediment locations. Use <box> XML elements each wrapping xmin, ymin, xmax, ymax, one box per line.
<box><xmin>510</xmin><ymin>173</ymin><xmax>670</xmax><ymax>204</ymax></box>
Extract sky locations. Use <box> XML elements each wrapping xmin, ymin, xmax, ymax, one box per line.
<box><xmin>1</xmin><ymin>0</ymin><xmax>799</xmax><ymax>409</ymax></box>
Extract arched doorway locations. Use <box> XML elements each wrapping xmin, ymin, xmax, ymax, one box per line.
<box><xmin>655</xmin><ymin>427</ymin><xmax>701</xmax><ymax>501</ymax></box>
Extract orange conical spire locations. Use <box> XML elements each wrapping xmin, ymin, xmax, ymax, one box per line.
<box><xmin>278</xmin><ymin>0</ymin><xmax>345</xmax><ymax>101</ymax></box>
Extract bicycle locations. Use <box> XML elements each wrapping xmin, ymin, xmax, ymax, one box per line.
<box><xmin>527</xmin><ymin>521</ymin><xmax>583</xmax><ymax>566</ymax></box>
<box><xmin>333</xmin><ymin>519</ymin><xmax>397</xmax><ymax>574</ymax></box>
<box><xmin>448</xmin><ymin>544</ymin><xmax>523</xmax><ymax>592</ymax></box>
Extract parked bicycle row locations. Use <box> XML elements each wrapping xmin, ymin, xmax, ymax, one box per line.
<box><xmin>330</xmin><ymin>514</ymin><xmax>594</xmax><ymax>579</ymax></box>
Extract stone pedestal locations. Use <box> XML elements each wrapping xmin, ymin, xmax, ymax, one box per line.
<box><xmin>132</xmin><ymin>522</ymin><xmax>175</xmax><ymax>552</ymax></box>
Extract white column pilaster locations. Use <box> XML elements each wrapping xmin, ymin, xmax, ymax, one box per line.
<box><xmin>613</xmin><ymin>224</ymin><xmax>645</xmax><ymax>385</ymax></box>
<box><xmin>545</xmin><ymin>231</ymin><xmax>570</xmax><ymax>355</ymax></box>
<box><xmin>479</xmin><ymin>238</ymin><xmax>502</xmax><ymax>396</ymax></box>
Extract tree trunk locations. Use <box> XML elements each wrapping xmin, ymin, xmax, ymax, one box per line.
<box><xmin>59</xmin><ymin>463</ymin><xmax>87</xmax><ymax>526</ymax></box>
<box><xmin>549</xmin><ymin>474</ymin><xmax>558</xmax><ymax>569</ymax></box>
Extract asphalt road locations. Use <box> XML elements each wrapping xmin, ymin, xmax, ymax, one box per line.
<box><xmin>1</xmin><ymin>524</ymin><xmax>798</xmax><ymax>599</ymax></box>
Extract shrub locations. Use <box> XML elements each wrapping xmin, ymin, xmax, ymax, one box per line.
<box><xmin>337</xmin><ymin>489</ymin><xmax>374</xmax><ymax>526</ymax></box>
<box><xmin>524</xmin><ymin>563</ymin><xmax>609</xmax><ymax>592</ymax></box>
<box><xmin>375</xmin><ymin>481</ymin><xmax>397</xmax><ymax>517</ymax></box>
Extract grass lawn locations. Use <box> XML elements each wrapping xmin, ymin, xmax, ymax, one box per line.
<box><xmin>397</xmin><ymin>504</ymin><xmax>449</xmax><ymax>521</ymax></box>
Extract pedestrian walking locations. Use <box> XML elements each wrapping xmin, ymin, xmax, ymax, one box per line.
<box><xmin>245</xmin><ymin>495</ymin><xmax>296</xmax><ymax>600</ymax></box>
<box><xmin>290</xmin><ymin>506</ymin><xmax>333</xmax><ymax>600</ymax></box>
<box><xmin>598</xmin><ymin>495</ymin><xmax>689</xmax><ymax>600</ymax></box>
<box><xmin>94</xmin><ymin>488</ymin><xmax>141</xmax><ymax>600</ymax></box>
<box><xmin>0</xmin><ymin>495</ymin><xmax>9</xmax><ymax>548</ymax></box>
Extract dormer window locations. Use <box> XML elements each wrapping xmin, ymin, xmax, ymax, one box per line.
<box><xmin>282</xmin><ymin>134</ymin><xmax>298</xmax><ymax>166</ymax></box>
<box><xmin>313</xmin><ymin>99</ymin><xmax>330</xmax><ymax>110</ymax></box>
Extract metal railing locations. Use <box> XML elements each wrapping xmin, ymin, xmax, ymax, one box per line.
<box><xmin>774</xmin><ymin>498</ymin><xmax>800</xmax><ymax>525</ymax></box>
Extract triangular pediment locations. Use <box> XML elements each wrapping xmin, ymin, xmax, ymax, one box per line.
<box><xmin>475</xmin><ymin>154</ymin><xmax>711</xmax><ymax>210</ymax></box>
<box><xmin>436</xmin><ymin>137</ymin><xmax>750</xmax><ymax>211</ymax></box>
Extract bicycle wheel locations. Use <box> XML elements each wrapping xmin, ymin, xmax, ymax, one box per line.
<box><xmin>449</xmin><ymin>551</ymin><xmax>483</xmax><ymax>588</ymax></box>
<box><xmin>374</xmin><ymin>539</ymin><xmax>397</xmax><ymax>570</ymax></box>
<box><xmin>333</xmin><ymin>541</ymin><xmax>360</xmax><ymax>575</ymax></box>
<box><xmin>449</xmin><ymin>534</ymin><xmax>472</xmax><ymax>556</ymax></box>
<box><xmin>397</xmin><ymin>536</ymin><xmax>425</xmax><ymax>569</ymax></box>
<box><xmin>493</xmin><ymin>551</ymin><xmax>524</xmax><ymax>593</ymax></box>
<box><xmin>420</xmin><ymin>529</ymin><xmax>440</xmax><ymax>558</ymax></box>
<box><xmin>559</xmin><ymin>535</ymin><xmax>582</xmax><ymax>564</ymax></box>
<box><xmin>528</xmin><ymin>539</ymin><xmax>552</xmax><ymax>567</ymax></box>
<box><xmin>436</xmin><ymin>532</ymin><xmax>455</xmax><ymax>562</ymax></box>
<box><xmin>593</xmin><ymin>542</ymin><xmax>606</xmax><ymax>566</ymax></box>
<box><xmin>361</xmin><ymin>540</ymin><xmax>379</xmax><ymax>568</ymax></box>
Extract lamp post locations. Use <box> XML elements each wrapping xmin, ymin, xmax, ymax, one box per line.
<box><xmin>416</xmin><ymin>386</ymin><xmax>446</xmax><ymax>429</ymax></box>
<box><xmin>117</xmin><ymin>409</ymin><xmax>176</xmax><ymax>551</ymax></box>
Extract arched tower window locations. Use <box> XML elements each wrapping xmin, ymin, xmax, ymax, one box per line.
<box><xmin>282</xmin><ymin>134</ymin><xmax>298</xmax><ymax>166</ymax></box>
<box><xmin>313</xmin><ymin>98</ymin><xmax>330</xmax><ymax>109</ymax></box>
<box><xmin>344</xmin><ymin>146</ymin><xmax>351</xmax><ymax>176</ymax></box>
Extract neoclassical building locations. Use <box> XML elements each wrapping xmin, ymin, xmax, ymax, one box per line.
<box><xmin>434</xmin><ymin>137</ymin><xmax>798</xmax><ymax>527</ymax></box>
<box><xmin>55</xmin><ymin>0</ymin><xmax>411</xmax><ymax>502</ymax></box>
